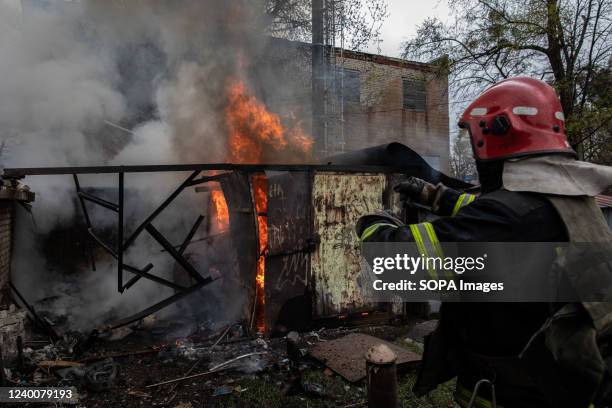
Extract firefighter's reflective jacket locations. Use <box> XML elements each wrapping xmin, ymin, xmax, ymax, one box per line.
<box><xmin>358</xmin><ymin>187</ymin><xmax>612</xmax><ymax>408</ymax></box>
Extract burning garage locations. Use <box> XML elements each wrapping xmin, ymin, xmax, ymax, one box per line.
<box><xmin>0</xmin><ymin>141</ymin><xmax>472</xmax><ymax>405</ymax></box>
<box><xmin>1</xmin><ymin>143</ymin><xmax>469</xmax><ymax>333</ymax></box>
<box><xmin>0</xmin><ymin>0</ymin><xmax>466</xmax><ymax>406</ymax></box>
<box><xmin>0</xmin><ymin>1</ymin><xmax>453</xmax><ymax>335</ymax></box>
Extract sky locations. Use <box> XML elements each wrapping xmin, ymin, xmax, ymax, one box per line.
<box><xmin>369</xmin><ymin>0</ymin><xmax>451</xmax><ymax>58</ymax></box>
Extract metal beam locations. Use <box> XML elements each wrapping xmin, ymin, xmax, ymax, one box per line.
<box><xmin>73</xmin><ymin>175</ymin><xmax>92</xmax><ymax>227</ymax></box>
<box><xmin>79</xmin><ymin>191</ymin><xmax>119</xmax><ymax>212</ymax></box>
<box><xmin>145</xmin><ymin>223</ymin><xmax>205</xmax><ymax>283</ymax></box>
<box><xmin>10</xmin><ymin>282</ymin><xmax>60</xmax><ymax>340</ymax></box>
<box><xmin>178</xmin><ymin>215</ymin><xmax>205</xmax><ymax>256</ymax></box>
<box><xmin>104</xmin><ymin>278</ymin><xmax>214</xmax><ymax>331</ymax></box>
<box><xmin>3</xmin><ymin>164</ymin><xmax>413</xmax><ymax>178</ymax></box>
<box><xmin>312</xmin><ymin>0</ymin><xmax>326</xmax><ymax>155</ymax></box>
<box><xmin>87</xmin><ymin>228</ymin><xmax>118</xmax><ymax>259</ymax></box>
<box><xmin>186</xmin><ymin>172</ymin><xmax>232</xmax><ymax>187</ymax></box>
<box><xmin>122</xmin><ymin>170</ymin><xmax>200</xmax><ymax>251</ymax></box>
<box><xmin>118</xmin><ymin>172</ymin><xmax>124</xmax><ymax>292</ymax></box>
<box><xmin>122</xmin><ymin>263</ymin><xmax>185</xmax><ymax>291</ymax></box>
<box><xmin>122</xmin><ymin>263</ymin><xmax>154</xmax><ymax>292</ymax></box>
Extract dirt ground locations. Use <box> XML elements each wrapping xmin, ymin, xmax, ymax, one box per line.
<box><xmin>6</xmin><ymin>323</ymin><xmax>459</xmax><ymax>408</ymax></box>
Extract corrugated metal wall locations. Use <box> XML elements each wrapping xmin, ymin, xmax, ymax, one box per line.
<box><xmin>265</xmin><ymin>171</ymin><xmax>312</xmax><ymax>332</ymax></box>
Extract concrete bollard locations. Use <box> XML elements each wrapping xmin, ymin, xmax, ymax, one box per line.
<box><xmin>365</xmin><ymin>343</ymin><xmax>399</xmax><ymax>408</ymax></box>
<box><xmin>286</xmin><ymin>331</ymin><xmax>301</xmax><ymax>362</ymax></box>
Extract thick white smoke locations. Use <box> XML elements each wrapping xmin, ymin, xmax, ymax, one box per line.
<box><xmin>4</xmin><ymin>0</ymin><xmax>273</xmax><ymax>332</ymax></box>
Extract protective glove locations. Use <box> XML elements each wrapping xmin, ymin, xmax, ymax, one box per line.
<box><xmin>393</xmin><ymin>177</ymin><xmax>437</xmax><ymax>206</ymax></box>
<box><xmin>355</xmin><ymin>210</ymin><xmax>404</xmax><ymax>239</ymax></box>
<box><xmin>393</xmin><ymin>177</ymin><xmax>449</xmax><ymax>213</ymax></box>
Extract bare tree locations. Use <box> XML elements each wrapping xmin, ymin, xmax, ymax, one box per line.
<box><xmin>450</xmin><ymin>133</ymin><xmax>478</xmax><ymax>181</ymax></box>
<box><xmin>578</xmin><ymin>63</ymin><xmax>612</xmax><ymax>164</ymax></box>
<box><xmin>266</xmin><ymin>0</ymin><xmax>388</xmax><ymax>51</ymax></box>
<box><xmin>403</xmin><ymin>0</ymin><xmax>612</xmax><ymax>160</ymax></box>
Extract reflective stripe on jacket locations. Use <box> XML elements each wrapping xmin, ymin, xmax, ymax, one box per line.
<box><xmin>452</xmin><ymin>193</ymin><xmax>477</xmax><ymax>216</ymax></box>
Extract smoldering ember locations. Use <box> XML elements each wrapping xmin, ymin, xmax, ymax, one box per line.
<box><xmin>0</xmin><ymin>1</ymin><xmax>610</xmax><ymax>408</ymax></box>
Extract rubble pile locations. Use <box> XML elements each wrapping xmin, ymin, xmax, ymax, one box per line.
<box><xmin>0</xmin><ymin>305</ymin><xmax>26</xmax><ymax>359</ymax></box>
<box><xmin>0</xmin><ymin>303</ymin><xmax>429</xmax><ymax>407</ymax></box>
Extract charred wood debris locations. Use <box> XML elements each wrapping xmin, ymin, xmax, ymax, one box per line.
<box><xmin>0</xmin><ymin>297</ymin><xmax>429</xmax><ymax>407</ymax></box>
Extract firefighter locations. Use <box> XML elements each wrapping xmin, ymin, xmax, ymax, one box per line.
<box><xmin>356</xmin><ymin>77</ymin><xmax>612</xmax><ymax>408</ymax></box>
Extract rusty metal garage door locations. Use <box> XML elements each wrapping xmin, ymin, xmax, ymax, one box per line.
<box><xmin>311</xmin><ymin>172</ymin><xmax>387</xmax><ymax>318</ymax></box>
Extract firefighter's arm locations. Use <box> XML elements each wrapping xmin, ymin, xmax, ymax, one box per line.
<box><xmin>357</xmin><ymin>196</ymin><xmax>519</xmax><ymax>244</ymax></box>
<box><xmin>436</xmin><ymin>188</ymin><xmax>478</xmax><ymax>216</ymax></box>
<box><xmin>355</xmin><ymin>210</ymin><xmax>405</xmax><ymax>242</ymax></box>
<box><xmin>394</xmin><ymin>177</ymin><xmax>477</xmax><ymax>216</ymax></box>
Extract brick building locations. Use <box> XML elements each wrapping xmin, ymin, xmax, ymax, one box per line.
<box><xmin>0</xmin><ymin>182</ymin><xmax>34</xmax><ymax>306</ymax></box>
<box><xmin>260</xmin><ymin>39</ymin><xmax>450</xmax><ymax>172</ymax></box>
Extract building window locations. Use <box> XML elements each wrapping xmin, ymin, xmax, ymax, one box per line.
<box><xmin>402</xmin><ymin>78</ymin><xmax>427</xmax><ymax>111</ymax></box>
<box><xmin>334</xmin><ymin>67</ymin><xmax>360</xmax><ymax>110</ymax></box>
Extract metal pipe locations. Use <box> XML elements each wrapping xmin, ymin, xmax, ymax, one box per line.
<box><xmin>312</xmin><ymin>0</ymin><xmax>326</xmax><ymax>155</ymax></box>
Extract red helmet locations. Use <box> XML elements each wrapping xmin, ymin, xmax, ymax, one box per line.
<box><xmin>459</xmin><ymin>77</ymin><xmax>576</xmax><ymax>161</ymax></box>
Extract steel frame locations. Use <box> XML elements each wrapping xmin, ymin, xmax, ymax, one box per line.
<box><xmin>2</xmin><ymin>163</ymin><xmax>409</xmax><ymax>178</ymax></box>
<box><xmin>3</xmin><ymin>163</ymin><xmax>413</xmax><ymax>331</ymax></box>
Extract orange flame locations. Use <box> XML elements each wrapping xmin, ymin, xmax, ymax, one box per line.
<box><xmin>208</xmin><ymin>78</ymin><xmax>312</xmax><ymax>333</ymax></box>
<box><xmin>252</xmin><ymin>175</ymin><xmax>268</xmax><ymax>333</ymax></box>
<box><xmin>211</xmin><ymin>190</ymin><xmax>229</xmax><ymax>231</ymax></box>
<box><xmin>225</xmin><ymin>79</ymin><xmax>312</xmax><ymax>163</ymax></box>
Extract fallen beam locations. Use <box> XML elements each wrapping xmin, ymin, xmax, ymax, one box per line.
<box><xmin>103</xmin><ymin>277</ymin><xmax>214</xmax><ymax>331</ymax></box>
